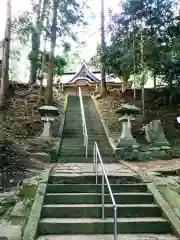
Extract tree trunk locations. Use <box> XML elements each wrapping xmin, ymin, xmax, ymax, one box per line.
<box><xmin>153</xmin><ymin>74</ymin><xmax>157</xmax><ymax>89</ymax></box>
<box><xmin>37</xmin><ymin>39</ymin><xmax>47</xmax><ymax>104</ymax></box>
<box><xmin>46</xmin><ymin>0</ymin><xmax>58</xmax><ymax>105</ymax></box>
<box><xmin>37</xmin><ymin>1</ymin><xmax>49</xmax><ymax>104</ymax></box>
<box><xmin>29</xmin><ymin>0</ymin><xmax>45</xmax><ymax>84</ymax></box>
<box><xmin>141</xmin><ymin>84</ymin><xmax>145</xmax><ymax>116</ymax></box>
<box><xmin>29</xmin><ymin>35</ymin><xmax>39</xmax><ymax>84</ymax></box>
<box><xmin>133</xmin><ymin>21</ymin><xmax>136</xmax><ymax>100</ymax></box>
<box><xmin>140</xmin><ymin>26</ymin><xmax>145</xmax><ymax>116</ymax></box>
<box><xmin>99</xmin><ymin>0</ymin><xmax>107</xmax><ymax>97</ymax></box>
<box><xmin>0</xmin><ymin>0</ymin><xmax>11</xmax><ymax>107</ymax></box>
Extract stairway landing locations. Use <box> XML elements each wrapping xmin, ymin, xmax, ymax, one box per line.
<box><xmin>50</xmin><ymin>163</ymin><xmax>137</xmax><ymax>176</ymax></box>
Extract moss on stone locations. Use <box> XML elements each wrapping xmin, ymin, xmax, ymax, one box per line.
<box><xmin>0</xmin><ymin>206</ymin><xmax>6</xmax><ymax>216</ymax></box>
<box><xmin>17</xmin><ymin>184</ymin><xmax>37</xmax><ymax>199</ymax></box>
<box><xmin>172</xmin><ymin>146</ymin><xmax>180</xmax><ymax>158</ymax></box>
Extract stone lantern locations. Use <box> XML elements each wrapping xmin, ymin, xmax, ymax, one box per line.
<box><xmin>39</xmin><ymin>106</ymin><xmax>59</xmax><ymax>137</ymax></box>
<box><xmin>116</xmin><ymin>104</ymin><xmax>141</xmax><ymax>148</ymax></box>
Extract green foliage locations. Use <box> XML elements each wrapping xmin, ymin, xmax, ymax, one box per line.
<box><xmin>13</xmin><ymin>0</ymin><xmax>86</xmax><ymax>44</ymax></box>
<box><xmin>28</xmin><ymin>50</ymin><xmax>68</xmax><ymax>75</ymax></box>
<box><xmin>12</xmin><ymin>11</ymin><xmax>34</xmax><ymax>44</ymax></box>
<box><xmin>89</xmin><ymin>45</ymin><xmax>101</xmax><ymax>69</ymax></box>
<box><xmin>93</xmin><ymin>0</ymin><xmax>179</xmax><ymax>88</ymax></box>
<box><xmin>12</xmin><ymin>0</ymin><xmax>87</xmax><ymax>84</ymax></box>
<box><xmin>54</xmin><ymin>56</ymin><xmax>67</xmax><ymax>75</ymax></box>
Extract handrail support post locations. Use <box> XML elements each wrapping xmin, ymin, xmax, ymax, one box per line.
<box><xmin>95</xmin><ymin>145</ymin><xmax>98</xmax><ymax>184</ymax></box>
<box><xmin>93</xmin><ymin>141</ymin><xmax>117</xmax><ymax>240</ymax></box>
<box><xmin>114</xmin><ymin>205</ymin><xmax>118</xmax><ymax>240</ymax></box>
<box><xmin>102</xmin><ymin>169</ymin><xmax>105</xmax><ymax>219</ymax></box>
<box><xmin>93</xmin><ymin>145</ymin><xmax>95</xmax><ymax>173</ymax></box>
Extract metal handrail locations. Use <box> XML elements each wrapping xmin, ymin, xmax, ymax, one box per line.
<box><xmin>93</xmin><ymin>141</ymin><xmax>118</xmax><ymax>240</ymax></box>
<box><xmin>78</xmin><ymin>87</ymin><xmax>88</xmax><ymax>158</ymax></box>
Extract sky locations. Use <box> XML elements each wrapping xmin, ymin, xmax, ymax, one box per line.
<box><xmin>0</xmin><ymin>0</ymin><xmax>119</xmax><ymax>60</ymax></box>
<box><xmin>0</xmin><ymin>0</ymin><xmax>32</xmax><ymax>40</ymax></box>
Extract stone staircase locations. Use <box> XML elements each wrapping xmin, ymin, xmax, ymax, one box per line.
<box><xmin>58</xmin><ymin>96</ymin><xmax>113</xmax><ymax>163</ymax></box>
<box><xmin>35</xmin><ymin>94</ymin><xmax>177</xmax><ymax>239</ymax></box>
<box><xmin>83</xmin><ymin>96</ymin><xmax>114</xmax><ymax>161</ymax></box>
<box><xmin>58</xmin><ymin>96</ymin><xmax>85</xmax><ymax>163</ymax></box>
<box><xmin>36</xmin><ymin>171</ymin><xmax>177</xmax><ymax>239</ymax></box>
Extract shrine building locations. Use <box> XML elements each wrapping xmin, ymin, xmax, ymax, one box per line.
<box><xmin>54</xmin><ymin>61</ymin><xmax>131</xmax><ymax>95</ymax></box>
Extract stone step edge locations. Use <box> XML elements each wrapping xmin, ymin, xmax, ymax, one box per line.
<box><xmin>45</xmin><ymin>192</ymin><xmax>152</xmax><ymax>196</ymax></box>
<box><xmin>47</xmin><ymin>183</ymin><xmax>146</xmax><ymax>186</ymax></box>
<box><xmin>43</xmin><ymin>203</ymin><xmax>158</xmax><ymax>208</ymax></box>
<box><xmin>37</xmin><ymin>234</ymin><xmax>178</xmax><ymax>240</ymax></box>
<box><xmin>39</xmin><ymin>217</ymin><xmax>168</xmax><ymax>223</ymax></box>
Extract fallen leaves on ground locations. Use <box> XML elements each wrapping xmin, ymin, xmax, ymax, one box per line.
<box><xmin>0</xmin><ymin>84</ymin><xmax>65</xmax><ymax>189</ymax></box>
<box><xmin>95</xmin><ymin>88</ymin><xmax>180</xmax><ymax>146</ymax></box>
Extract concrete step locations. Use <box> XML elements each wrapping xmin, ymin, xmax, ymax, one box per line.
<box><xmin>65</xmin><ymin>110</ymin><xmax>81</xmax><ymax>112</ymax></box>
<box><xmin>63</xmin><ymin>123</ymin><xmax>82</xmax><ymax>126</ymax></box>
<box><xmin>58</xmin><ymin>153</ymin><xmax>114</xmax><ymax>158</ymax></box>
<box><xmin>59</xmin><ymin>149</ymin><xmax>112</xmax><ymax>154</ymax></box>
<box><xmin>63</xmin><ymin>128</ymin><xmax>106</xmax><ymax>132</ymax></box>
<box><xmin>38</xmin><ymin>217</ymin><xmax>171</xmax><ymax>234</ymax></box>
<box><xmin>59</xmin><ymin>146</ymin><xmax>111</xmax><ymax>151</ymax></box>
<box><xmin>44</xmin><ymin>193</ymin><xmax>153</xmax><ymax>204</ymax></box>
<box><xmin>63</xmin><ymin>132</ymin><xmax>108</xmax><ymax>137</ymax></box>
<box><xmin>37</xmin><ymin>234</ymin><xmax>178</xmax><ymax>240</ymax></box>
<box><xmin>66</xmin><ymin>102</ymin><xmax>80</xmax><ymax>104</ymax></box>
<box><xmin>61</xmin><ymin>136</ymin><xmax>109</xmax><ymax>140</ymax></box>
<box><xmin>62</xmin><ymin>135</ymin><xmax>109</xmax><ymax>139</ymax></box>
<box><xmin>59</xmin><ymin>142</ymin><xmax>111</xmax><ymax>148</ymax></box>
<box><xmin>59</xmin><ymin>141</ymin><xmax>110</xmax><ymax>145</ymax></box>
<box><xmin>48</xmin><ymin>175</ymin><xmax>139</xmax><ymax>184</ymax></box>
<box><xmin>61</xmin><ymin>137</ymin><xmax>110</xmax><ymax>143</ymax></box>
<box><xmin>60</xmin><ymin>141</ymin><xmax>111</xmax><ymax>147</ymax></box>
<box><xmin>46</xmin><ymin>184</ymin><xmax>147</xmax><ymax>193</ymax></box>
<box><xmin>59</xmin><ymin>144</ymin><xmax>111</xmax><ymax>149</ymax></box>
<box><xmin>64</xmin><ymin>115</ymin><xmax>81</xmax><ymax>117</ymax></box>
<box><xmin>58</xmin><ymin>149</ymin><xmax>112</xmax><ymax>154</ymax></box>
<box><xmin>60</xmin><ymin>136</ymin><xmax>84</xmax><ymax>139</ymax></box>
<box><xmin>63</xmin><ymin>125</ymin><xmax>81</xmax><ymax>128</ymax></box>
<box><xmin>57</xmin><ymin>157</ymin><xmax>114</xmax><ymax>164</ymax></box>
<box><xmin>41</xmin><ymin>204</ymin><xmax>161</xmax><ymax>218</ymax></box>
<box><xmin>64</xmin><ymin>114</ymin><xmax>81</xmax><ymax>116</ymax></box>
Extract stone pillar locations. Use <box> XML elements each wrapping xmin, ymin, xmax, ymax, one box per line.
<box><xmin>116</xmin><ymin>115</ymin><xmax>137</xmax><ymax>147</ymax></box>
<box><xmin>41</xmin><ymin>121</ymin><xmax>51</xmax><ymax>137</ymax></box>
<box><xmin>95</xmin><ymin>84</ymin><xmax>99</xmax><ymax>92</ymax></box>
<box><xmin>120</xmin><ymin>117</ymin><xmax>133</xmax><ymax>138</ymax></box>
<box><xmin>41</xmin><ymin>117</ymin><xmax>54</xmax><ymax>138</ymax></box>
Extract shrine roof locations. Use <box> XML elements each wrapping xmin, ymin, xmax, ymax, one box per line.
<box><xmin>57</xmin><ymin>61</ymin><xmax>121</xmax><ymax>84</ymax></box>
<box><xmin>68</xmin><ymin>61</ymin><xmax>100</xmax><ymax>83</ymax></box>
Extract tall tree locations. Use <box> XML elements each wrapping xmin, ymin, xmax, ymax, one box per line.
<box><xmin>140</xmin><ymin>25</ymin><xmax>145</xmax><ymax>116</ymax></box>
<box><xmin>99</xmin><ymin>0</ymin><xmax>108</xmax><ymax>97</ymax></box>
<box><xmin>106</xmin><ymin>0</ymin><xmax>175</xmax><ymax>93</ymax></box>
<box><xmin>0</xmin><ymin>0</ymin><xmax>12</xmax><ymax>107</ymax></box>
<box><xmin>46</xmin><ymin>0</ymin><xmax>58</xmax><ymax>105</ymax></box>
<box><xmin>46</xmin><ymin>0</ymin><xmax>85</xmax><ymax>104</ymax></box>
<box><xmin>37</xmin><ymin>7</ymin><xmax>49</xmax><ymax>104</ymax></box>
<box><xmin>29</xmin><ymin>0</ymin><xmax>49</xmax><ymax>84</ymax></box>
